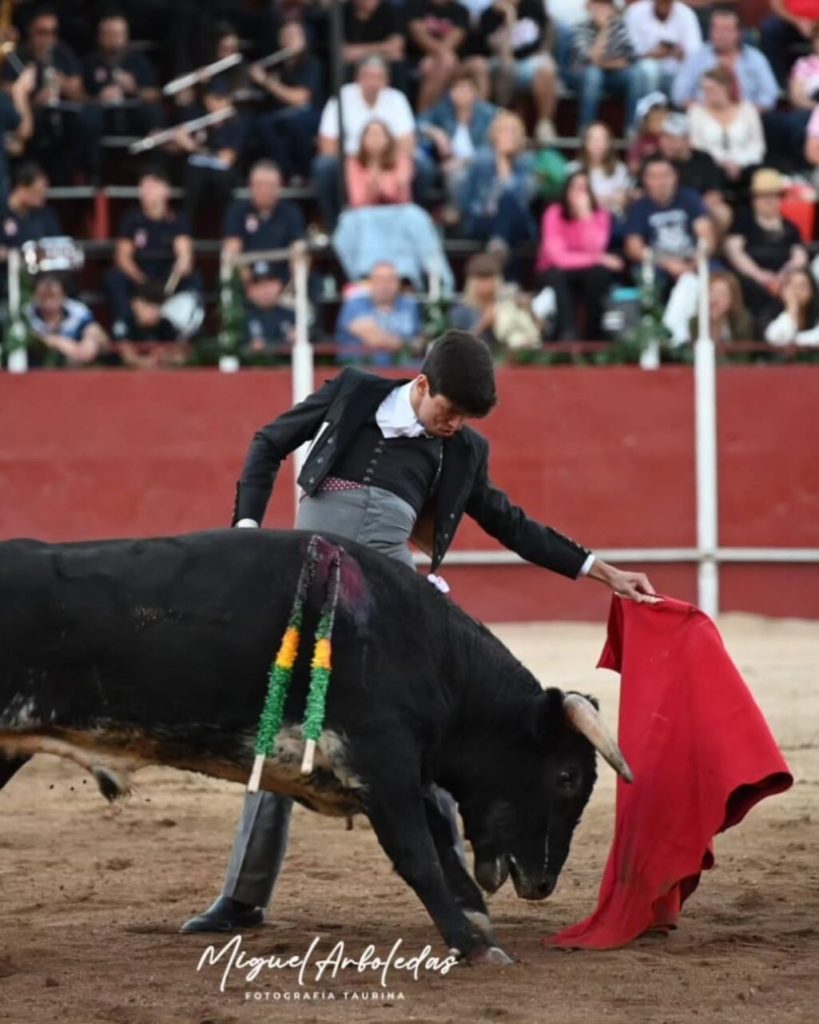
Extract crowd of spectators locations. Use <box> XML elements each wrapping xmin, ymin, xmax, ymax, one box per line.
<box><xmin>1</xmin><ymin>0</ymin><xmax>818</xmax><ymax>370</ymax></box>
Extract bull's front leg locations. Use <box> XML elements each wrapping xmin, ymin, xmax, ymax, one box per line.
<box><xmin>362</xmin><ymin>774</ymin><xmax>511</xmax><ymax>964</ymax></box>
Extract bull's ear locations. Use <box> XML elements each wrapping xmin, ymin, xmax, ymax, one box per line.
<box><xmin>530</xmin><ymin>687</ymin><xmax>567</xmax><ymax>744</ymax></box>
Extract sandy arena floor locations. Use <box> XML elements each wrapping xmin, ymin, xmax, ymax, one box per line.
<box><xmin>0</xmin><ymin>615</ymin><xmax>817</xmax><ymax>1024</ymax></box>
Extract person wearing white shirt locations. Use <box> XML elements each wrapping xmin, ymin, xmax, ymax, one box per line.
<box><xmin>625</xmin><ymin>0</ymin><xmax>702</xmax><ymax>100</ymax></box>
<box><xmin>184</xmin><ymin>330</ymin><xmax>658</xmax><ymax>936</ymax></box>
<box><xmin>313</xmin><ymin>55</ymin><xmax>415</xmax><ymax>229</ymax></box>
<box><xmin>764</xmin><ymin>267</ymin><xmax>819</xmax><ymax>347</ymax></box>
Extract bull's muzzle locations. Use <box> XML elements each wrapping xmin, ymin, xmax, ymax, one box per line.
<box><xmin>508</xmin><ymin>857</ymin><xmax>556</xmax><ymax>901</ymax></box>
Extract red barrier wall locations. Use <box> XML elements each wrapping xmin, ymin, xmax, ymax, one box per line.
<box><xmin>1</xmin><ymin>366</ymin><xmax>818</xmax><ymax>621</ymax></box>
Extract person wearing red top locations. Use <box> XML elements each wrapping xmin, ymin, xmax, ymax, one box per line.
<box><xmin>535</xmin><ymin>171</ymin><xmax>622</xmax><ymax>340</ymax></box>
<box><xmin>345</xmin><ymin>120</ymin><xmax>414</xmax><ymax>207</ymax></box>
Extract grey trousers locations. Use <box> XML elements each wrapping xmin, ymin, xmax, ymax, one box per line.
<box><xmin>223</xmin><ymin>486</ymin><xmax>467</xmax><ymax>908</ymax></box>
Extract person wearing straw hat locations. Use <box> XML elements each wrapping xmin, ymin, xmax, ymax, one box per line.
<box><xmin>180</xmin><ymin>330</ymin><xmax>658</xmax><ymax>934</ymax></box>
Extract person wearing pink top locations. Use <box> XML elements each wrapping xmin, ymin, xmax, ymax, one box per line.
<box><xmin>345</xmin><ymin>119</ymin><xmax>414</xmax><ymax>208</ymax></box>
<box><xmin>535</xmin><ymin>171</ymin><xmax>622</xmax><ymax>340</ymax></box>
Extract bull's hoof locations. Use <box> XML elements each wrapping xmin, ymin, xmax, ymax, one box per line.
<box><xmin>454</xmin><ymin>945</ymin><xmax>515</xmax><ymax>966</ymax></box>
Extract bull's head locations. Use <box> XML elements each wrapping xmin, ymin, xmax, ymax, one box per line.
<box><xmin>448</xmin><ymin>688</ymin><xmax>631</xmax><ymax>901</ymax></box>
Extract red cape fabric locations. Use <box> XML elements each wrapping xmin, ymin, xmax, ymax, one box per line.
<box><xmin>546</xmin><ymin>596</ymin><xmax>793</xmax><ymax>950</ymax></box>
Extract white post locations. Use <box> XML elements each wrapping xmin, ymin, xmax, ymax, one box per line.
<box><xmin>694</xmin><ymin>239</ymin><xmax>719</xmax><ymax>617</ymax></box>
<box><xmin>218</xmin><ymin>250</ymin><xmax>240</xmax><ymax>373</ymax></box>
<box><xmin>639</xmin><ymin>248</ymin><xmax>660</xmax><ymax>371</ymax></box>
<box><xmin>291</xmin><ymin>242</ymin><xmax>314</xmax><ymax>519</ymax></box>
<box><xmin>6</xmin><ymin>249</ymin><xmax>28</xmax><ymax>374</ymax></box>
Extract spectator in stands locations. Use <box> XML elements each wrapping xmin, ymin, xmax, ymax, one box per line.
<box><xmin>764</xmin><ymin>267</ymin><xmax>819</xmax><ymax>346</ymax></box>
<box><xmin>657</xmin><ymin>112</ymin><xmax>732</xmax><ymax>235</ymax></box>
<box><xmin>671</xmin><ymin>6</ymin><xmax>779</xmax><ymax>111</ymax></box>
<box><xmin>314</xmin><ymin>55</ymin><xmax>415</xmax><ymax>229</ymax></box>
<box><xmin>222</xmin><ymin>159</ymin><xmax>307</xmax><ymax>353</ymax></box>
<box><xmin>566</xmin><ymin>0</ymin><xmax>639</xmax><ymax>130</ymax></box>
<box><xmin>684</xmin><ymin>269</ymin><xmax>755</xmax><ymax>344</ymax></box>
<box><xmin>455</xmin><ymin>111</ymin><xmax>537</xmax><ymax>266</ymax></box>
<box><xmin>4</xmin><ymin>5</ymin><xmax>92</xmax><ymax>184</ymax></box>
<box><xmin>170</xmin><ymin>80</ymin><xmax>242</xmax><ymax>233</ymax></box>
<box><xmin>626</xmin><ymin>91</ymin><xmax>667</xmax><ymax>174</ymax></box>
<box><xmin>347</xmin><ymin>120</ymin><xmax>413</xmax><ymax>207</ymax></box>
<box><xmin>785</xmin><ymin>23</ymin><xmax>819</xmax><ymax>169</ymax></box>
<box><xmin>688</xmin><ymin>67</ymin><xmax>766</xmax><ymax>194</ymax></box>
<box><xmin>0</xmin><ymin>66</ymin><xmax>35</xmax><ymax>200</ymax></box>
<box><xmin>105</xmin><ymin>168</ymin><xmax>195</xmax><ymax>341</ymax></box>
<box><xmin>335</xmin><ymin>261</ymin><xmax>422</xmax><ymax>366</ymax></box>
<box><xmin>450</xmin><ymin>252</ymin><xmax>504</xmax><ymax>348</ymax></box>
<box><xmin>116</xmin><ymin>281</ymin><xmax>194</xmax><ymax>369</ymax></box>
<box><xmin>724</xmin><ymin>167</ymin><xmax>809</xmax><ymax>330</ymax></box>
<box><xmin>624</xmin><ymin>0</ymin><xmax>702</xmax><ymax>99</ymax></box>
<box><xmin>416</xmin><ymin>68</ymin><xmax>499</xmax><ymax>202</ymax></box>
<box><xmin>253</xmin><ymin>22</ymin><xmax>323</xmax><ymax>183</ymax></box>
<box><xmin>760</xmin><ymin>0</ymin><xmax>818</xmax><ymax>86</ymax></box>
<box><xmin>82</xmin><ymin>11</ymin><xmax>163</xmax><ymax>151</ymax></box>
<box><xmin>25</xmin><ymin>274</ymin><xmax>106</xmax><ymax>367</ymax></box>
<box><xmin>624</xmin><ymin>154</ymin><xmax>713</xmax><ymax>343</ymax></box>
<box><xmin>570</xmin><ymin>121</ymin><xmax>631</xmax><ymax>220</ymax></box>
<box><xmin>807</xmin><ymin>104</ymin><xmax>819</xmax><ymax>168</ymax></box>
<box><xmin>343</xmin><ymin>0</ymin><xmax>407</xmax><ymax>91</ymax></box>
<box><xmin>0</xmin><ymin>163</ymin><xmax>61</xmax><ymax>256</ymax></box>
<box><xmin>475</xmin><ymin>0</ymin><xmax>558</xmax><ymax>144</ymax></box>
<box><xmin>406</xmin><ymin>0</ymin><xmax>469</xmax><ymax>112</ymax></box>
<box><xmin>535</xmin><ymin>171</ymin><xmax>621</xmax><ymax>340</ymax></box>
<box><xmin>117</xmin><ymin>0</ymin><xmax>200</xmax><ymax>77</ymax></box>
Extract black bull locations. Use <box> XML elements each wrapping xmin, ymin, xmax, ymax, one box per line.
<box><xmin>0</xmin><ymin>529</ymin><xmax>631</xmax><ymax>960</ymax></box>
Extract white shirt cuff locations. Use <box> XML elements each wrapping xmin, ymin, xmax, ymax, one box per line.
<box><xmin>236</xmin><ymin>519</ymin><xmax>259</xmax><ymax>528</ymax></box>
<box><xmin>579</xmin><ymin>553</ymin><xmax>596</xmax><ymax>577</ymax></box>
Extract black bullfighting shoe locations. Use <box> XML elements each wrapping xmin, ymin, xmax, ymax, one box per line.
<box><xmin>180</xmin><ymin>895</ymin><xmax>265</xmax><ymax>933</ymax></box>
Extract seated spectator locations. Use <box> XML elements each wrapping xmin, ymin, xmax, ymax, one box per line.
<box><xmin>476</xmin><ymin>0</ymin><xmax>558</xmax><ymax>144</ymax></box>
<box><xmin>760</xmin><ymin>0</ymin><xmax>817</xmax><ymax>86</ymax></box>
<box><xmin>688</xmin><ymin>67</ymin><xmax>766</xmax><ymax>194</ymax></box>
<box><xmin>627</xmin><ymin>91</ymin><xmax>668</xmax><ymax>175</ymax></box>
<box><xmin>624</xmin><ymin>0</ymin><xmax>702</xmax><ymax>99</ymax></box>
<box><xmin>450</xmin><ymin>253</ymin><xmax>504</xmax><ymax>348</ymax></box>
<box><xmin>406</xmin><ymin>0</ymin><xmax>469</xmax><ymax>112</ymax></box>
<box><xmin>724</xmin><ymin>167</ymin><xmax>809</xmax><ymax>331</ymax></box>
<box><xmin>222</xmin><ymin>159</ymin><xmax>307</xmax><ymax>353</ymax></box>
<box><xmin>82</xmin><ymin>10</ymin><xmax>163</xmax><ymax>167</ymax></box>
<box><xmin>253</xmin><ymin>21</ymin><xmax>323</xmax><ymax>182</ymax></box>
<box><xmin>24</xmin><ymin>274</ymin><xmax>106</xmax><ymax>367</ymax></box>
<box><xmin>624</xmin><ymin>154</ymin><xmax>713</xmax><ymax>344</ymax></box>
<box><xmin>116</xmin><ymin>281</ymin><xmax>195</xmax><ymax>369</ymax></box>
<box><xmin>105</xmin><ymin>168</ymin><xmax>196</xmax><ymax>341</ymax></box>
<box><xmin>671</xmin><ymin>6</ymin><xmax>779</xmax><ymax>112</ymax></box>
<box><xmin>685</xmin><ymin>269</ymin><xmax>756</xmax><ymax>344</ymax></box>
<box><xmin>343</xmin><ymin>0</ymin><xmax>407</xmax><ymax>91</ymax></box>
<box><xmin>570</xmin><ymin>121</ymin><xmax>631</xmax><ymax>220</ymax></box>
<box><xmin>334</xmin><ymin>203</ymin><xmax>455</xmax><ymax>292</ymax></box>
<box><xmin>455</xmin><ymin>111</ymin><xmax>538</xmax><ymax>266</ymax></box>
<box><xmin>535</xmin><ymin>171</ymin><xmax>621</xmax><ymax>340</ymax></box>
<box><xmin>771</xmin><ymin>21</ymin><xmax>819</xmax><ymax>168</ymax></box>
<box><xmin>0</xmin><ymin>67</ymin><xmax>35</xmax><ymax>200</ymax></box>
<box><xmin>566</xmin><ymin>0</ymin><xmax>639</xmax><ymax>130</ymax></box>
<box><xmin>807</xmin><ymin>104</ymin><xmax>819</xmax><ymax>168</ymax></box>
<box><xmin>416</xmin><ymin>68</ymin><xmax>500</xmax><ymax>201</ymax></box>
<box><xmin>657</xmin><ymin>113</ymin><xmax>732</xmax><ymax>234</ymax></box>
<box><xmin>764</xmin><ymin>267</ymin><xmax>819</xmax><ymax>346</ymax></box>
<box><xmin>0</xmin><ymin>163</ymin><xmax>61</xmax><ymax>257</ymax></box>
<box><xmin>335</xmin><ymin>261</ymin><xmax>422</xmax><ymax>366</ymax></box>
<box><xmin>347</xmin><ymin>120</ymin><xmax>413</xmax><ymax>207</ymax></box>
<box><xmin>169</xmin><ymin>80</ymin><xmax>242</xmax><ymax>233</ymax></box>
<box><xmin>3</xmin><ymin>5</ymin><xmax>94</xmax><ymax>184</ymax></box>
<box><xmin>314</xmin><ymin>55</ymin><xmax>415</xmax><ymax>229</ymax></box>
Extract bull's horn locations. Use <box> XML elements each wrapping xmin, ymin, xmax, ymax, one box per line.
<box><xmin>563</xmin><ymin>694</ymin><xmax>634</xmax><ymax>783</ymax></box>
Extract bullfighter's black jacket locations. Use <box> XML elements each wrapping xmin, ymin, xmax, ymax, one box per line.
<box><xmin>232</xmin><ymin>367</ymin><xmax>590</xmax><ymax>577</ymax></box>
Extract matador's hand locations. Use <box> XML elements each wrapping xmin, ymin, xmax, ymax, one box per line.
<box><xmin>589</xmin><ymin>560</ymin><xmax>662</xmax><ymax>604</ymax></box>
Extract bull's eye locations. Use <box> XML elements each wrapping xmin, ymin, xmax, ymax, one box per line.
<box><xmin>557</xmin><ymin>768</ymin><xmax>574</xmax><ymax>788</ymax></box>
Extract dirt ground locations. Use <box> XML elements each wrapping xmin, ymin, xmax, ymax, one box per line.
<box><xmin>0</xmin><ymin>615</ymin><xmax>817</xmax><ymax>1024</ymax></box>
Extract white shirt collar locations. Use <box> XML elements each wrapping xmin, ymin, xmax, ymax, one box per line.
<box><xmin>375</xmin><ymin>380</ymin><xmax>427</xmax><ymax>438</ymax></box>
